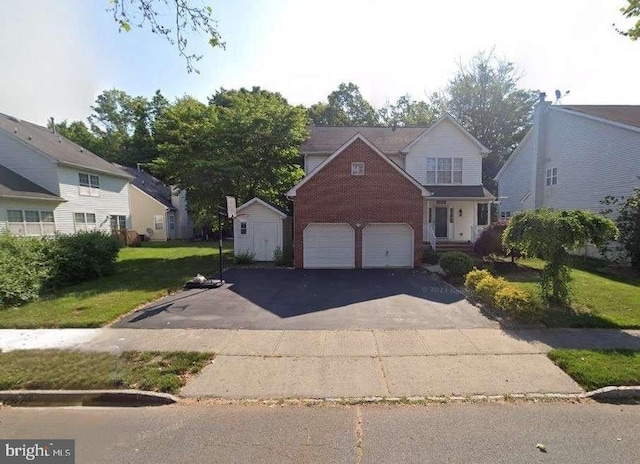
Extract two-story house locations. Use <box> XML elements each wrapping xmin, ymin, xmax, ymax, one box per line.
<box><xmin>0</xmin><ymin>113</ymin><xmax>132</xmax><ymax>236</ymax></box>
<box><xmin>495</xmin><ymin>97</ymin><xmax>640</xmax><ymax>219</ymax></box>
<box><xmin>286</xmin><ymin>114</ymin><xmax>494</xmax><ymax>268</ymax></box>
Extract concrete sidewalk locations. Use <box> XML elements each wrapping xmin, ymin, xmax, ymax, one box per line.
<box><xmin>2</xmin><ymin>327</ymin><xmax>639</xmax><ymax>399</ymax></box>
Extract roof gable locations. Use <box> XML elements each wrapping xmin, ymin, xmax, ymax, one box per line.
<box><xmin>287</xmin><ymin>133</ymin><xmax>429</xmax><ymax>197</ymax></box>
<box><xmin>301</xmin><ymin>126</ymin><xmax>426</xmax><ymax>155</ymax></box>
<box><xmin>0</xmin><ymin>113</ymin><xmax>132</xmax><ymax>179</ymax></box>
<box><xmin>401</xmin><ymin>113</ymin><xmax>490</xmax><ymax>155</ymax></box>
<box><xmin>118</xmin><ymin>164</ymin><xmax>174</xmax><ymax>209</ymax></box>
<box><xmin>494</xmin><ymin>126</ymin><xmax>534</xmax><ymax>180</ymax></box>
<box><xmin>237</xmin><ymin>197</ymin><xmax>287</xmax><ymax>218</ymax></box>
<box><xmin>0</xmin><ymin>164</ymin><xmax>64</xmax><ymax>202</ymax></box>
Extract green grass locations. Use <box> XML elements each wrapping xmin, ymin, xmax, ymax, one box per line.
<box><xmin>548</xmin><ymin>349</ymin><xmax>640</xmax><ymax>391</ymax></box>
<box><xmin>495</xmin><ymin>257</ymin><xmax>640</xmax><ymax>328</ymax></box>
<box><xmin>0</xmin><ymin>349</ymin><xmax>213</xmax><ymax>394</ymax></box>
<box><xmin>0</xmin><ymin>241</ymin><xmax>232</xmax><ymax>328</ymax></box>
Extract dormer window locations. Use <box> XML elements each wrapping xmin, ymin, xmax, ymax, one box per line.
<box><xmin>351</xmin><ymin>162</ymin><xmax>365</xmax><ymax>176</ymax></box>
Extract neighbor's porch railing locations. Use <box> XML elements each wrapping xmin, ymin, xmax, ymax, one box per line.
<box><xmin>426</xmin><ymin>223</ymin><xmax>437</xmax><ymax>252</ymax></box>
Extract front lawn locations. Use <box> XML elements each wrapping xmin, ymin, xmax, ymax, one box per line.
<box><xmin>494</xmin><ymin>257</ymin><xmax>640</xmax><ymax>328</ymax></box>
<box><xmin>548</xmin><ymin>349</ymin><xmax>640</xmax><ymax>391</ymax></box>
<box><xmin>0</xmin><ymin>349</ymin><xmax>212</xmax><ymax>394</ymax></box>
<box><xmin>0</xmin><ymin>241</ymin><xmax>231</xmax><ymax>328</ymax></box>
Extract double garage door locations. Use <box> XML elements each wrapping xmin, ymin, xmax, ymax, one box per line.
<box><xmin>303</xmin><ymin>223</ymin><xmax>413</xmax><ymax>269</ymax></box>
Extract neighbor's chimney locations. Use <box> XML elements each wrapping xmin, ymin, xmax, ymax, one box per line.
<box><xmin>538</xmin><ymin>92</ymin><xmax>546</xmax><ymax>103</ymax></box>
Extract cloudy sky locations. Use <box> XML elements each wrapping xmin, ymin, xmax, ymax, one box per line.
<box><xmin>0</xmin><ymin>0</ymin><xmax>638</xmax><ymax>125</ymax></box>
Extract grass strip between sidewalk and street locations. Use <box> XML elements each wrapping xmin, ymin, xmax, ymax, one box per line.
<box><xmin>0</xmin><ymin>350</ymin><xmax>213</xmax><ymax>394</ymax></box>
<box><xmin>548</xmin><ymin>349</ymin><xmax>640</xmax><ymax>391</ymax></box>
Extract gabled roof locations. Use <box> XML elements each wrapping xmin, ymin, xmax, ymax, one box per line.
<box><xmin>287</xmin><ymin>133</ymin><xmax>429</xmax><ymax>197</ymax></box>
<box><xmin>301</xmin><ymin>126</ymin><xmax>427</xmax><ymax>155</ymax></box>
<box><xmin>560</xmin><ymin>105</ymin><xmax>640</xmax><ymax>130</ymax></box>
<box><xmin>425</xmin><ymin>185</ymin><xmax>494</xmax><ymax>199</ymax></box>
<box><xmin>0</xmin><ymin>113</ymin><xmax>132</xmax><ymax>178</ymax></box>
<box><xmin>0</xmin><ymin>164</ymin><xmax>64</xmax><ymax>202</ymax></box>
<box><xmin>400</xmin><ymin>113</ymin><xmax>490</xmax><ymax>155</ymax></box>
<box><xmin>118</xmin><ymin>164</ymin><xmax>175</xmax><ymax>210</ymax></box>
<box><xmin>494</xmin><ymin>126</ymin><xmax>534</xmax><ymax>181</ymax></box>
<box><xmin>237</xmin><ymin>197</ymin><xmax>288</xmax><ymax>218</ymax></box>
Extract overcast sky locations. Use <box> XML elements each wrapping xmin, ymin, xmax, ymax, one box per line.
<box><xmin>0</xmin><ymin>0</ymin><xmax>638</xmax><ymax>125</ymax></box>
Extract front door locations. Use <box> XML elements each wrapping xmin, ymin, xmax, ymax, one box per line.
<box><xmin>435</xmin><ymin>207</ymin><xmax>448</xmax><ymax>238</ymax></box>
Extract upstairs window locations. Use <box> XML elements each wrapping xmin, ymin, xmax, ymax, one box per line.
<box><xmin>546</xmin><ymin>168</ymin><xmax>558</xmax><ymax>186</ymax></box>
<box><xmin>351</xmin><ymin>162</ymin><xmax>365</xmax><ymax>176</ymax></box>
<box><xmin>426</xmin><ymin>157</ymin><xmax>463</xmax><ymax>184</ymax></box>
<box><xmin>79</xmin><ymin>173</ymin><xmax>100</xmax><ymax>196</ymax></box>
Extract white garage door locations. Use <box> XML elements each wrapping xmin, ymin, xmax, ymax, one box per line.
<box><xmin>303</xmin><ymin>223</ymin><xmax>355</xmax><ymax>269</ymax></box>
<box><xmin>362</xmin><ymin>223</ymin><xmax>413</xmax><ymax>268</ymax></box>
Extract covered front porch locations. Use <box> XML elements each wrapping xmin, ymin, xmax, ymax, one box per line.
<box><xmin>422</xmin><ymin>186</ymin><xmax>494</xmax><ymax>252</ymax></box>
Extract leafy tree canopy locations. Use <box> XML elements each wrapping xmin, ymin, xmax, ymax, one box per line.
<box><xmin>503</xmin><ymin>209</ymin><xmax>618</xmax><ymax>304</ymax></box>
<box><xmin>601</xmin><ymin>181</ymin><xmax>640</xmax><ymax>270</ymax></box>
<box><xmin>308</xmin><ymin>82</ymin><xmax>378</xmax><ymax>126</ymax></box>
<box><xmin>107</xmin><ymin>0</ymin><xmax>224</xmax><ymax>73</ymax></box>
<box><xmin>618</xmin><ymin>1</ymin><xmax>640</xmax><ymax>39</ymax></box>
<box><xmin>378</xmin><ymin>94</ymin><xmax>440</xmax><ymax>127</ymax></box>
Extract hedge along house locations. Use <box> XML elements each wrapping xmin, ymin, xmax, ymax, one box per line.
<box><xmin>233</xmin><ymin>197</ymin><xmax>289</xmax><ymax>261</ymax></box>
<box><xmin>287</xmin><ymin>115</ymin><xmax>494</xmax><ymax>269</ymax></box>
<box><xmin>0</xmin><ymin>112</ymin><xmax>132</xmax><ymax>237</ymax></box>
<box><xmin>118</xmin><ymin>165</ymin><xmax>193</xmax><ymax>241</ymax></box>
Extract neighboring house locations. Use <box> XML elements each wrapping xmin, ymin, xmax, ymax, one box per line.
<box><xmin>495</xmin><ymin>97</ymin><xmax>640</xmax><ymax>218</ymax></box>
<box><xmin>233</xmin><ymin>197</ymin><xmax>288</xmax><ymax>261</ymax></box>
<box><xmin>118</xmin><ymin>165</ymin><xmax>193</xmax><ymax>241</ymax></box>
<box><xmin>286</xmin><ymin>114</ymin><xmax>494</xmax><ymax>269</ymax></box>
<box><xmin>0</xmin><ymin>113</ymin><xmax>132</xmax><ymax>236</ymax></box>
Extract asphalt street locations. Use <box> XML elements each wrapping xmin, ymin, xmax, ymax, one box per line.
<box><xmin>1</xmin><ymin>402</ymin><xmax>639</xmax><ymax>463</ymax></box>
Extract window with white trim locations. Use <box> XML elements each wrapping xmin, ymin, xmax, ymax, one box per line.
<box><xmin>110</xmin><ymin>215</ymin><xmax>126</xmax><ymax>233</ymax></box>
<box><xmin>426</xmin><ymin>157</ymin><xmax>463</xmax><ymax>184</ymax></box>
<box><xmin>154</xmin><ymin>215</ymin><xmax>164</xmax><ymax>231</ymax></box>
<box><xmin>351</xmin><ymin>162</ymin><xmax>365</xmax><ymax>176</ymax></box>
<box><xmin>7</xmin><ymin>210</ymin><xmax>56</xmax><ymax>236</ymax></box>
<box><xmin>240</xmin><ymin>220</ymin><xmax>247</xmax><ymax>235</ymax></box>
<box><xmin>168</xmin><ymin>214</ymin><xmax>175</xmax><ymax>231</ymax></box>
<box><xmin>79</xmin><ymin>173</ymin><xmax>100</xmax><ymax>197</ymax></box>
<box><xmin>74</xmin><ymin>212</ymin><xmax>97</xmax><ymax>232</ymax></box>
<box><xmin>546</xmin><ymin>168</ymin><xmax>557</xmax><ymax>186</ymax></box>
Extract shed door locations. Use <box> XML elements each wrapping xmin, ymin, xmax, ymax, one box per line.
<box><xmin>303</xmin><ymin>223</ymin><xmax>355</xmax><ymax>269</ymax></box>
<box><xmin>362</xmin><ymin>223</ymin><xmax>413</xmax><ymax>268</ymax></box>
<box><xmin>253</xmin><ymin>222</ymin><xmax>279</xmax><ymax>261</ymax></box>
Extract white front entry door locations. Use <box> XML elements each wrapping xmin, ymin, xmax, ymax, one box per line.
<box><xmin>362</xmin><ymin>223</ymin><xmax>413</xmax><ymax>268</ymax></box>
<box><xmin>253</xmin><ymin>222</ymin><xmax>279</xmax><ymax>261</ymax></box>
<box><xmin>303</xmin><ymin>223</ymin><xmax>355</xmax><ymax>268</ymax></box>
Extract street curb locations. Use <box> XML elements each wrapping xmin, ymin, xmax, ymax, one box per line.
<box><xmin>0</xmin><ymin>389</ymin><xmax>178</xmax><ymax>407</ymax></box>
<box><xmin>583</xmin><ymin>386</ymin><xmax>640</xmax><ymax>402</ymax></box>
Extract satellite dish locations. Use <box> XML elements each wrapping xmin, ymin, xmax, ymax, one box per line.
<box><xmin>555</xmin><ymin>89</ymin><xmax>562</xmax><ymax>101</ymax></box>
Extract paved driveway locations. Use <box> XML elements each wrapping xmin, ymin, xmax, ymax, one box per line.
<box><xmin>113</xmin><ymin>268</ymin><xmax>498</xmax><ymax>330</ymax></box>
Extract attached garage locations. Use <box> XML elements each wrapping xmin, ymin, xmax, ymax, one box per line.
<box><xmin>362</xmin><ymin>223</ymin><xmax>413</xmax><ymax>268</ymax></box>
<box><xmin>303</xmin><ymin>223</ymin><xmax>355</xmax><ymax>269</ymax></box>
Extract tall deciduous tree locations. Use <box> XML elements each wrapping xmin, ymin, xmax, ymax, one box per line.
<box><xmin>308</xmin><ymin>82</ymin><xmax>378</xmax><ymax>126</ymax></box>
<box><xmin>503</xmin><ymin>209</ymin><xmax>618</xmax><ymax>304</ymax></box>
<box><xmin>443</xmin><ymin>51</ymin><xmax>538</xmax><ymax>193</ymax></box>
<box><xmin>618</xmin><ymin>1</ymin><xmax>640</xmax><ymax>39</ymax></box>
<box><xmin>378</xmin><ymin>94</ymin><xmax>440</xmax><ymax>127</ymax></box>
<box><xmin>107</xmin><ymin>0</ymin><xmax>224</xmax><ymax>73</ymax></box>
<box><xmin>153</xmin><ymin>88</ymin><xmax>308</xmax><ymax>226</ymax></box>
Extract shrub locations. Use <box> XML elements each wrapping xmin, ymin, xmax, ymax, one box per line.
<box><xmin>464</xmin><ymin>267</ymin><xmax>493</xmax><ymax>291</ymax></box>
<box><xmin>422</xmin><ymin>248</ymin><xmax>440</xmax><ymax>265</ymax></box>
<box><xmin>474</xmin><ymin>224</ymin><xmax>506</xmax><ymax>257</ymax></box>
<box><xmin>0</xmin><ymin>232</ymin><xmax>51</xmax><ymax>307</ymax></box>
<box><xmin>47</xmin><ymin>231</ymin><xmax>120</xmax><ymax>287</ymax></box>
<box><xmin>234</xmin><ymin>250</ymin><xmax>255</xmax><ymax>265</ymax></box>
<box><xmin>439</xmin><ymin>251</ymin><xmax>473</xmax><ymax>276</ymax></box>
<box><xmin>494</xmin><ymin>285</ymin><xmax>537</xmax><ymax>314</ymax></box>
<box><xmin>273</xmin><ymin>247</ymin><xmax>293</xmax><ymax>267</ymax></box>
<box><xmin>474</xmin><ymin>275</ymin><xmax>508</xmax><ymax>304</ymax></box>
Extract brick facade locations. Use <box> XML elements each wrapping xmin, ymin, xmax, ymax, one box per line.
<box><xmin>294</xmin><ymin>138</ymin><xmax>424</xmax><ymax>268</ymax></box>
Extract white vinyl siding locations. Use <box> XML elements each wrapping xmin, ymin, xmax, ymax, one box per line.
<box><xmin>405</xmin><ymin>118</ymin><xmax>483</xmax><ymax>185</ymax></box>
<box><xmin>362</xmin><ymin>223</ymin><xmax>413</xmax><ymax>268</ymax></box>
<box><xmin>497</xmin><ymin>128</ymin><xmax>536</xmax><ymax>215</ymax></box>
<box><xmin>303</xmin><ymin>223</ymin><xmax>355</xmax><ymax>269</ymax></box>
<box><xmin>233</xmin><ymin>200</ymin><xmax>284</xmax><ymax>262</ymax></box>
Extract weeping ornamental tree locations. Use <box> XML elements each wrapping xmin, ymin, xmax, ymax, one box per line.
<box><xmin>502</xmin><ymin>209</ymin><xmax>618</xmax><ymax>305</ymax></box>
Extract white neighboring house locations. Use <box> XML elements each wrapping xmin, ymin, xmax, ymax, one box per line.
<box><xmin>0</xmin><ymin>112</ymin><xmax>132</xmax><ymax>236</ymax></box>
<box><xmin>495</xmin><ymin>97</ymin><xmax>640</xmax><ymax>256</ymax></box>
<box><xmin>233</xmin><ymin>197</ymin><xmax>287</xmax><ymax>261</ymax></box>
<box><xmin>117</xmin><ymin>164</ymin><xmax>193</xmax><ymax>241</ymax></box>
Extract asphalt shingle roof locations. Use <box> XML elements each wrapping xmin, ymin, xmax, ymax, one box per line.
<box><xmin>561</xmin><ymin>105</ymin><xmax>640</xmax><ymax>130</ymax></box>
<box><xmin>0</xmin><ymin>113</ymin><xmax>131</xmax><ymax>178</ymax></box>
<box><xmin>301</xmin><ymin>126</ymin><xmax>427</xmax><ymax>154</ymax></box>
<box><xmin>0</xmin><ymin>164</ymin><xmax>63</xmax><ymax>201</ymax></box>
<box><xmin>117</xmin><ymin>165</ymin><xmax>175</xmax><ymax>209</ymax></box>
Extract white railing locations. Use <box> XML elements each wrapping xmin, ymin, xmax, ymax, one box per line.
<box><xmin>426</xmin><ymin>223</ymin><xmax>437</xmax><ymax>252</ymax></box>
